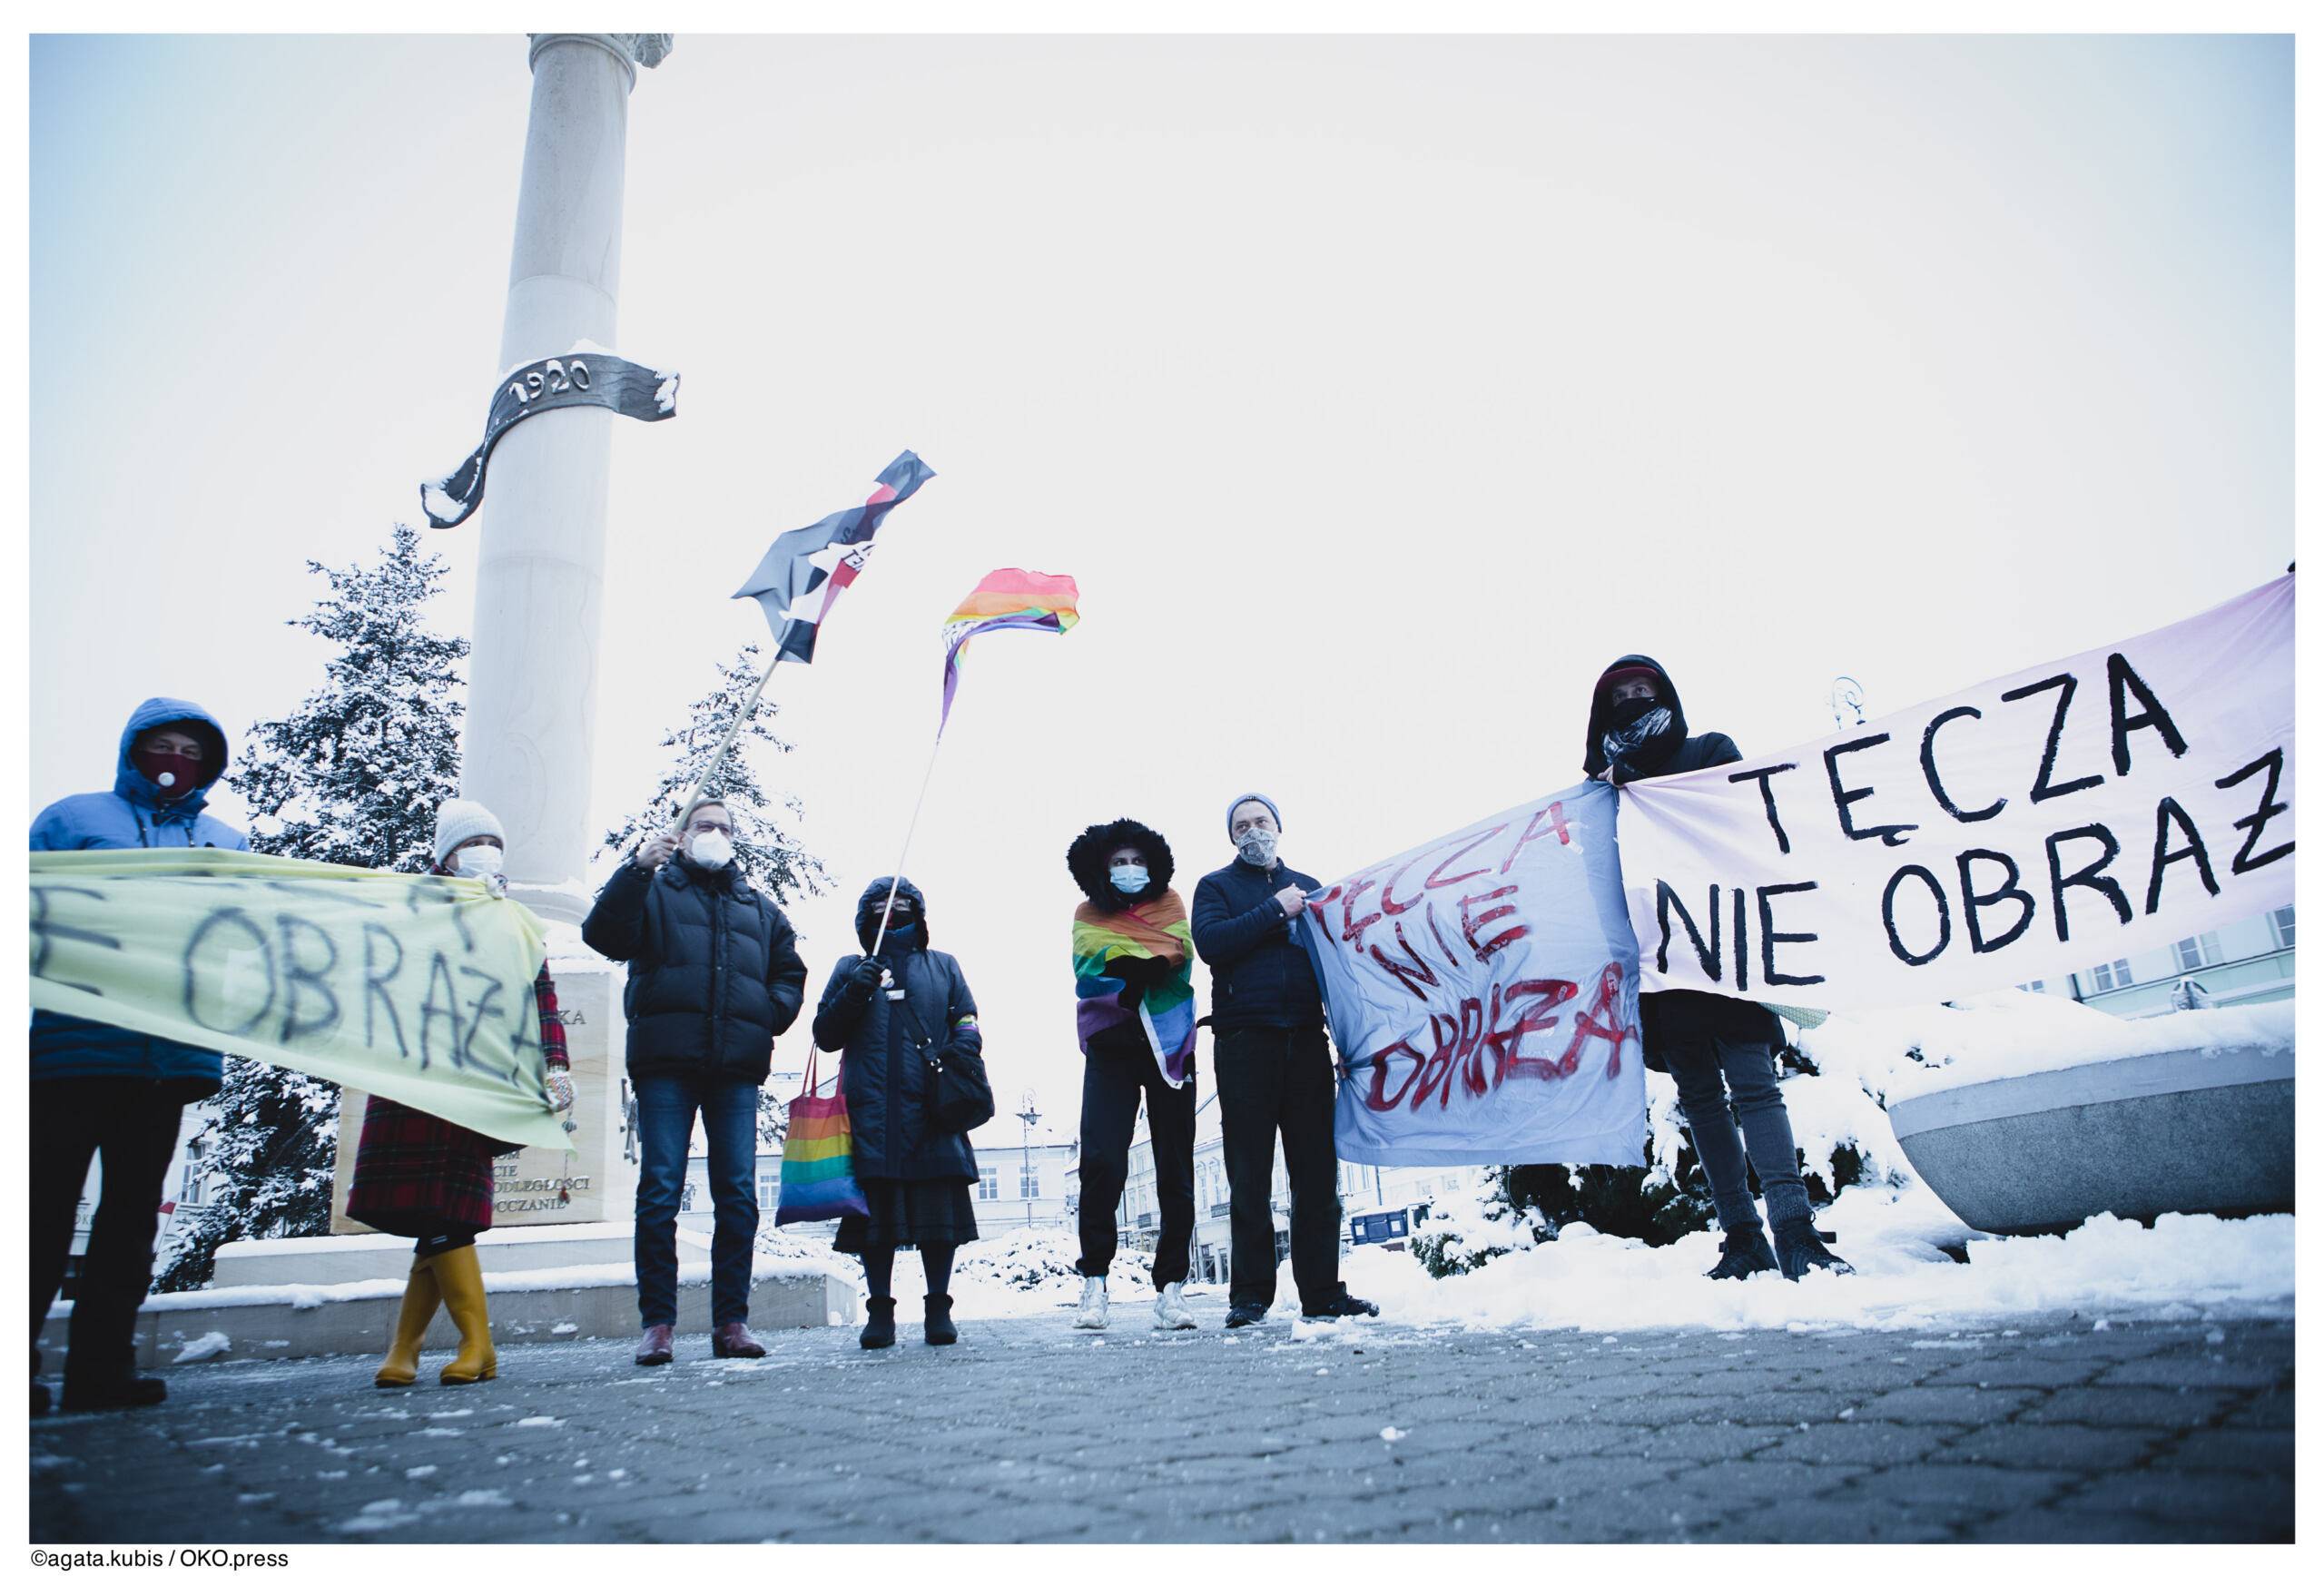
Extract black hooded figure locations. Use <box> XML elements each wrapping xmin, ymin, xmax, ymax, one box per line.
<box><xmin>1064</xmin><ymin>819</ymin><xmax>1201</xmax><ymax>1332</ymax></box>
<box><xmin>1584</xmin><ymin>656</ymin><xmax>1852</xmax><ymax>1284</ymax></box>
<box><xmin>812</xmin><ymin>876</ymin><xmax>983</xmax><ymax>1347</ymax></box>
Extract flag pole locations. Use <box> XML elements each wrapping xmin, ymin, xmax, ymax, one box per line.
<box><xmin>666</xmin><ymin>639</ymin><xmax>786</xmax><ymax>835</ymax></box>
<box><xmin>867</xmin><ymin>723</ymin><xmax>948</xmax><ymax>959</ymax></box>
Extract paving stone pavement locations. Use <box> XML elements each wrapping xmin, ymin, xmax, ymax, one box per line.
<box><xmin>26</xmin><ymin>1301</ymin><xmax>2292</xmax><ymax>1544</ymax></box>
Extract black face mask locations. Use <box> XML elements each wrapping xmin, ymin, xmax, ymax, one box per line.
<box><xmin>1607</xmin><ymin>695</ymin><xmax>1661</xmax><ymax>729</ymax></box>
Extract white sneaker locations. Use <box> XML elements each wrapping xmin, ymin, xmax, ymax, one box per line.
<box><xmin>1153</xmin><ymin>1282</ymin><xmax>1197</xmax><ymax>1330</ymax></box>
<box><xmin>1073</xmin><ymin>1275</ymin><xmax>1109</xmax><ymax>1329</ymax></box>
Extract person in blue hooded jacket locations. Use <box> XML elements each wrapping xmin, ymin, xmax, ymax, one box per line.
<box><xmin>29</xmin><ymin>698</ymin><xmax>251</xmax><ymax>1415</ymax></box>
<box><xmin>811</xmin><ymin>877</ymin><xmax>983</xmax><ymax>1351</ymax></box>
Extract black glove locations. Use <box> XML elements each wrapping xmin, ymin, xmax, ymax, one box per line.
<box><xmin>1114</xmin><ymin>954</ymin><xmax>1176</xmax><ymax>987</ymax></box>
<box><xmin>842</xmin><ymin>956</ymin><xmax>887</xmax><ymax>1000</ymax></box>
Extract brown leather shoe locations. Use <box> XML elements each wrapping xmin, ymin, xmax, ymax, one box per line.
<box><xmin>633</xmin><ymin>1324</ymin><xmax>675</xmax><ymax>1366</ymax></box>
<box><xmin>710</xmin><ymin>1322</ymin><xmax>765</xmax><ymax>1359</ymax></box>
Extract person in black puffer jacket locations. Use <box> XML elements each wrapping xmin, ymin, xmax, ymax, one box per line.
<box><xmin>1586</xmin><ymin>656</ymin><xmax>1852</xmax><ymax>1284</ymax></box>
<box><xmin>583</xmin><ymin>799</ymin><xmax>808</xmax><ymax>1365</ymax></box>
<box><xmin>811</xmin><ymin>876</ymin><xmax>983</xmax><ymax>1350</ymax></box>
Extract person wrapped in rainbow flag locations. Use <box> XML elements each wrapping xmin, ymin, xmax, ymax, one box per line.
<box><xmin>1067</xmin><ymin>818</ymin><xmax>1201</xmax><ymax>1332</ymax></box>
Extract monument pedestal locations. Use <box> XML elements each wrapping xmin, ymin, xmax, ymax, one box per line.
<box><xmin>330</xmin><ymin>961</ymin><xmax>634</xmax><ymax>1235</ymax></box>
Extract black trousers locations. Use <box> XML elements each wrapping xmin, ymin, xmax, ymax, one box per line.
<box><xmin>30</xmin><ymin>1078</ymin><xmax>192</xmax><ymax>1379</ymax></box>
<box><xmin>1075</xmin><ymin>1037</ymin><xmax>1197</xmax><ymax>1286</ymax></box>
<box><xmin>1214</xmin><ymin>1026</ymin><xmax>1341</xmax><ymax>1310</ymax></box>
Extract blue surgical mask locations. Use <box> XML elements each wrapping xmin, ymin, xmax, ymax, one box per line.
<box><xmin>1109</xmin><ymin>865</ymin><xmax>1150</xmax><ymax>895</ymax></box>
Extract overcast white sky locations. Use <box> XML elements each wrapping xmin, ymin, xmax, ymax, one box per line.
<box><xmin>26</xmin><ymin>33</ymin><xmax>2292</xmax><ymax>1126</ymax></box>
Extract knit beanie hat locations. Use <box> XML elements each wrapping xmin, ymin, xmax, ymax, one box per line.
<box><xmin>432</xmin><ymin>798</ymin><xmax>505</xmax><ymax>871</ymax></box>
<box><xmin>1225</xmin><ymin>792</ymin><xmax>1283</xmax><ymax>839</ymax></box>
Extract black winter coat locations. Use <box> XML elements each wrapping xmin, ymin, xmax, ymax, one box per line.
<box><xmin>580</xmin><ymin>855</ymin><xmax>808</xmax><ymax>1084</ymax></box>
<box><xmin>1190</xmin><ymin>856</ymin><xmax>1325</xmax><ymax>1033</ymax></box>
<box><xmin>1584</xmin><ymin>653</ymin><xmax>1777</xmax><ymax>1065</ymax></box>
<box><xmin>1581</xmin><ymin>653</ymin><xmax>1742</xmax><ymax>784</ymax></box>
<box><xmin>810</xmin><ymin>878</ymin><xmax>981</xmax><ymax>1182</ymax></box>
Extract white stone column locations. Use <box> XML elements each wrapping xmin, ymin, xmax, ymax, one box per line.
<box><xmin>463</xmin><ymin>32</ymin><xmax>671</xmax><ymax>920</ymax></box>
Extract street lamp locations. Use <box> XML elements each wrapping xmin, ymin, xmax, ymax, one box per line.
<box><xmin>1017</xmin><ymin>1089</ymin><xmax>1040</xmax><ymax>1231</ymax></box>
<box><xmin>1829</xmin><ymin>676</ymin><xmax>1866</xmax><ymax>733</ymax></box>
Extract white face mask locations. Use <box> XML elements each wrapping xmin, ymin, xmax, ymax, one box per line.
<box><xmin>455</xmin><ymin>845</ymin><xmax>504</xmax><ymax>879</ymax></box>
<box><xmin>1236</xmin><ymin>828</ymin><xmax>1278</xmax><ymax>867</ymax></box>
<box><xmin>689</xmin><ymin>828</ymin><xmax>735</xmax><ymax>869</ymax></box>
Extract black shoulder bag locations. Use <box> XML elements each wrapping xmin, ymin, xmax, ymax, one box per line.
<box><xmin>905</xmin><ymin>956</ymin><xmax>994</xmax><ymax>1133</ymax></box>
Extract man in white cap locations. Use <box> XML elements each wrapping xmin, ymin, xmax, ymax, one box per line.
<box><xmin>1191</xmin><ymin>793</ymin><xmax>1375</xmax><ymax>1329</ymax></box>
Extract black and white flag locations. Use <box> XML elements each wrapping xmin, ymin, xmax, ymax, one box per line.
<box><xmin>421</xmin><ymin>351</ymin><xmax>679</xmax><ymax>528</ymax></box>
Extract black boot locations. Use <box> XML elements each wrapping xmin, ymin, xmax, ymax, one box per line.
<box><xmin>61</xmin><ymin>1367</ymin><xmax>167</xmax><ymax>1412</ymax></box>
<box><xmin>1707</xmin><ymin>1227</ymin><xmax>1779</xmax><ymax>1280</ymax></box>
<box><xmin>860</xmin><ymin>1296</ymin><xmax>897</xmax><ymax>1350</ymax></box>
<box><xmin>1774</xmin><ymin>1218</ymin><xmax>1855</xmax><ymax>1281</ymax></box>
<box><xmin>923</xmin><ymin>1294</ymin><xmax>958</xmax><ymax>1346</ymax></box>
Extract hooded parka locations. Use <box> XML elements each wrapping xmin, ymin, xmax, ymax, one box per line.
<box><xmin>811</xmin><ymin>878</ymin><xmax>980</xmax><ymax>1183</ymax></box>
<box><xmin>1584</xmin><ymin>655</ymin><xmax>1777</xmax><ymax>1067</ymax></box>
<box><xmin>30</xmin><ymin>697</ymin><xmax>250</xmax><ymax>1086</ymax></box>
<box><xmin>1582</xmin><ymin>654</ymin><xmax>1743</xmax><ymax>784</ymax></box>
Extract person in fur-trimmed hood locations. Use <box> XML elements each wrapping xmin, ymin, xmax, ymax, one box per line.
<box><xmin>1064</xmin><ymin>819</ymin><xmax>1201</xmax><ymax>1333</ymax></box>
<box><xmin>1582</xmin><ymin>655</ymin><xmax>1852</xmax><ymax>1283</ymax></box>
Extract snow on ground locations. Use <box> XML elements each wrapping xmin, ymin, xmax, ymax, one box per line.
<box><xmin>1803</xmin><ymin>991</ymin><xmax>2292</xmax><ymax>1099</ymax></box>
<box><xmin>1352</xmin><ymin>1197</ymin><xmax>2291</xmax><ymax>1336</ymax></box>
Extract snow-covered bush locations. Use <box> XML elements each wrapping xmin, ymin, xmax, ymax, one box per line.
<box><xmin>1408</xmin><ymin>1175</ymin><xmax>1551</xmax><ymax>1276</ymax></box>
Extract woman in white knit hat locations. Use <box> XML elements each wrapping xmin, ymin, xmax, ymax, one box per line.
<box><xmin>344</xmin><ymin>798</ymin><xmax>576</xmax><ymax>1386</ymax></box>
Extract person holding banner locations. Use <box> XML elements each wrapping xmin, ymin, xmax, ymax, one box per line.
<box><xmin>1065</xmin><ymin>819</ymin><xmax>1201</xmax><ymax>1332</ymax></box>
<box><xmin>584</xmin><ymin>798</ymin><xmax>809</xmax><ymax>1365</ymax></box>
<box><xmin>28</xmin><ymin>698</ymin><xmax>250</xmax><ymax>1415</ymax></box>
<box><xmin>348</xmin><ymin>801</ymin><xmax>577</xmax><ymax>1387</ymax></box>
<box><xmin>811</xmin><ymin>877</ymin><xmax>984</xmax><ymax>1349</ymax></box>
<box><xmin>1585</xmin><ymin>658</ymin><xmax>1851</xmax><ymax>1282</ymax></box>
<box><xmin>1192</xmin><ymin>794</ymin><xmax>1375</xmax><ymax>1328</ymax></box>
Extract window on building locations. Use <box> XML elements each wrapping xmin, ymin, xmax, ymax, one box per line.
<box><xmin>1019</xmin><ymin>1168</ymin><xmax>1040</xmax><ymax>1199</ymax></box>
<box><xmin>979</xmin><ymin>1168</ymin><xmax>1000</xmax><ymax>1201</ymax></box>
<box><xmin>2019</xmin><ymin>980</ymin><xmax>2045</xmax><ymax>993</ymax></box>
<box><xmin>2270</xmin><ymin>906</ymin><xmax>2296</xmax><ymax>950</ymax></box>
<box><xmin>2090</xmin><ymin>959</ymin><xmax>2133</xmax><ymax>991</ymax></box>
<box><xmin>2174</xmin><ymin>934</ymin><xmax>2220</xmax><ymax>972</ymax></box>
<box><xmin>179</xmin><ymin>1163</ymin><xmax>204</xmax><ymax>1207</ymax></box>
<box><xmin>757</xmin><ymin>1172</ymin><xmax>780</xmax><ymax>1209</ymax></box>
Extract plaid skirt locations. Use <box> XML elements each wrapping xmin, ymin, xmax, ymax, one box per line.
<box><xmin>834</xmin><ymin>1178</ymin><xmax>981</xmax><ymax>1254</ymax></box>
<box><xmin>343</xmin><ymin>1096</ymin><xmax>501</xmax><ymax>1237</ymax></box>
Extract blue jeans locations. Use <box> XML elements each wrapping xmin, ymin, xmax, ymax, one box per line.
<box><xmin>634</xmin><ymin>1074</ymin><xmax>760</xmax><ymax>1328</ymax></box>
<box><xmin>1649</xmin><ymin>992</ymin><xmax>1811</xmax><ymax>1234</ymax></box>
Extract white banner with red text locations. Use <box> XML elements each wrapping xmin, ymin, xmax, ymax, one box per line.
<box><xmin>1298</xmin><ymin>782</ymin><xmax>1648</xmax><ymax>1168</ymax></box>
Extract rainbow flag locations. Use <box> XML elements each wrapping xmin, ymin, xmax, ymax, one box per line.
<box><xmin>772</xmin><ymin>1053</ymin><xmax>869</xmax><ymax>1225</ymax></box>
<box><xmin>1072</xmin><ymin>892</ymin><xmax>1197</xmax><ymax>1089</ymax></box>
<box><xmin>939</xmin><ymin>567</ymin><xmax>1079</xmax><ymax>731</ymax></box>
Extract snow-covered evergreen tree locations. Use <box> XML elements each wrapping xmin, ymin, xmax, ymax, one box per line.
<box><xmin>155</xmin><ymin>523</ymin><xmax>469</xmax><ymax>1291</ymax></box>
<box><xmin>153</xmin><ymin>1067</ymin><xmax>342</xmax><ymax>1293</ymax></box>
<box><xmin>231</xmin><ymin>522</ymin><xmax>469</xmax><ymax>871</ymax></box>
<box><xmin>603</xmin><ymin>642</ymin><xmax>825</xmax><ymax>1157</ymax></box>
<box><xmin>600</xmin><ymin>641</ymin><xmax>826</xmax><ymax>903</ymax></box>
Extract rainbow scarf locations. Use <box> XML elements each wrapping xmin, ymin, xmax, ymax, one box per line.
<box><xmin>940</xmin><ymin>567</ymin><xmax>1080</xmax><ymax>732</ymax></box>
<box><xmin>1072</xmin><ymin>891</ymin><xmax>1197</xmax><ymax>1089</ymax></box>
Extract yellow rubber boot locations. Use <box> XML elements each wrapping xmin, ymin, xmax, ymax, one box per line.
<box><xmin>373</xmin><ymin>1257</ymin><xmax>441</xmax><ymax>1388</ymax></box>
<box><xmin>429</xmin><ymin>1246</ymin><xmax>497</xmax><ymax>1385</ymax></box>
